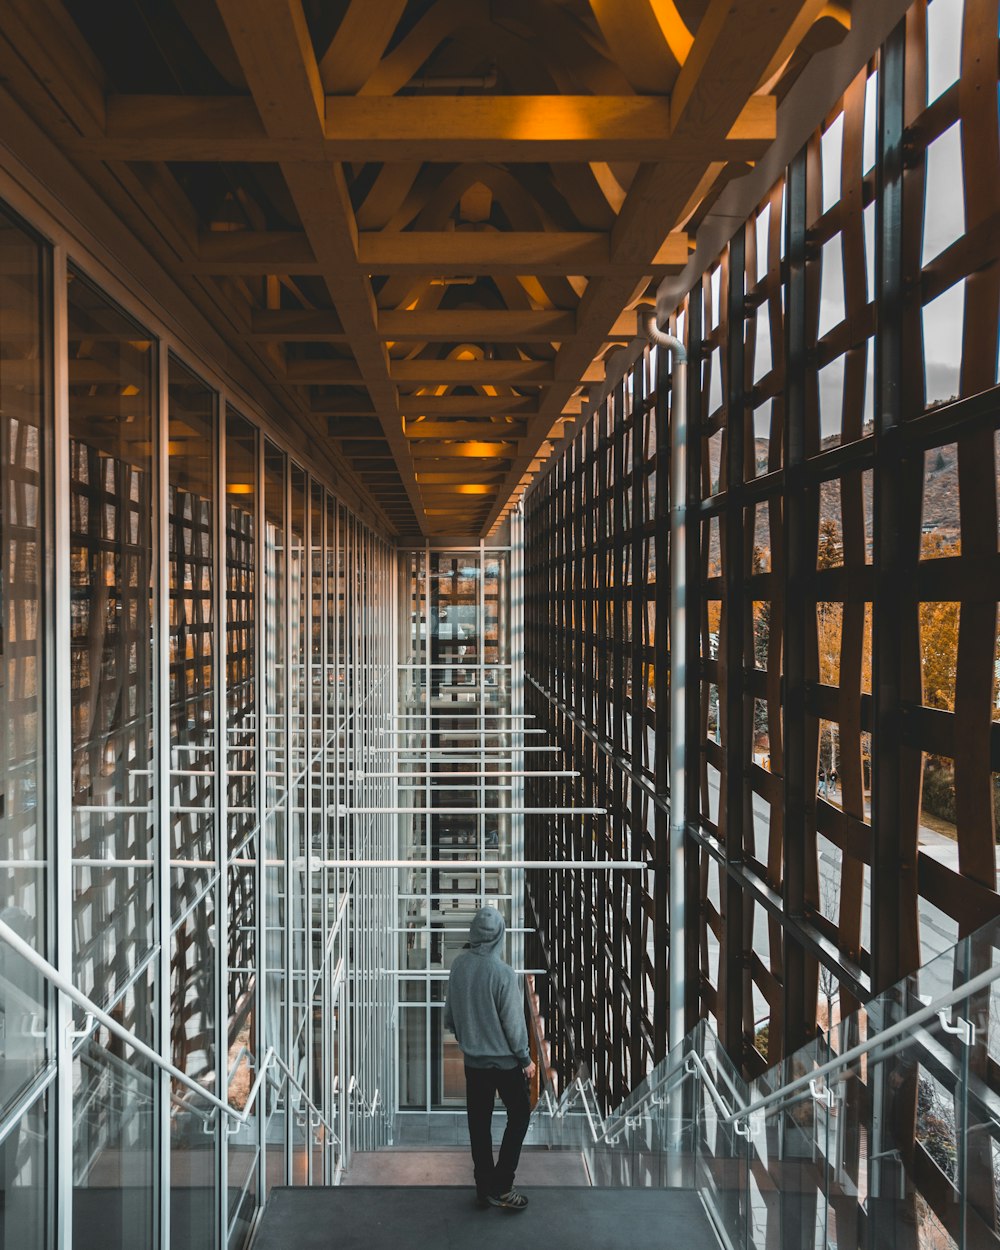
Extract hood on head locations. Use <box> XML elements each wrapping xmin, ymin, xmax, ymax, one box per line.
<box><xmin>468</xmin><ymin>906</ymin><xmax>505</xmax><ymax>957</ymax></box>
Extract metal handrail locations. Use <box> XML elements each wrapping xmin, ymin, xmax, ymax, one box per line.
<box><xmin>725</xmin><ymin>958</ymin><xmax>1000</xmax><ymax>1128</ymax></box>
<box><xmin>0</xmin><ymin>916</ymin><xmax>331</xmax><ymax>1139</ymax></box>
<box><xmin>576</xmin><ymin>957</ymin><xmax>1000</xmax><ymax>1147</ymax></box>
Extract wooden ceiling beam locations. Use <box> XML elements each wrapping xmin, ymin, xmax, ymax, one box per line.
<box><xmin>393</xmin><ymin>360</ymin><xmax>550</xmax><ymax>386</ymax></box>
<box><xmin>480</xmin><ymin>0</ymin><xmax>821</xmax><ymax>534</ymax></box>
<box><xmin>250</xmin><ymin>307</ymin><xmax>345</xmax><ymax>340</ymax></box>
<box><xmin>380</xmin><ymin>309</ymin><xmax>576</xmax><ymax>342</ymax></box>
<box><xmin>379</xmin><ymin>309</ymin><xmax>644</xmax><ymax>343</ymax></box>
<box><xmin>285</xmin><ymin>359</ymin><xmax>364</xmax><ymax>385</ymax></box>
<box><xmin>190</xmin><ymin>230</ymin><xmax>688</xmax><ymax>276</ymax></box>
<box><xmin>398</xmin><ymin>396</ymin><xmax>539</xmax><ymax>416</ymax></box>
<box><xmin>404</xmin><ymin>421</ymin><xmax>527</xmax><ymax>440</ymax></box>
<box><xmin>359</xmin><ymin>231</ymin><xmax>689</xmax><ymax>276</ymax></box>
<box><xmin>415</xmin><ymin>471</ymin><xmax>507</xmax><ymax>485</ymax></box>
<box><xmin>393</xmin><ymin>358</ymin><xmax>604</xmax><ymax>386</ymax></box>
<box><xmin>214</xmin><ymin>0</ymin><xmax>425</xmax><ymax>533</ymax></box>
<box><xmin>285</xmin><ymin>357</ymin><xmax>595</xmax><ymax>385</ymax></box>
<box><xmin>410</xmin><ymin>441</ymin><xmax>517</xmax><ymax>459</ymax></box>
<box><xmin>83</xmin><ymin>93</ymin><xmax>775</xmax><ymax>163</ymax></box>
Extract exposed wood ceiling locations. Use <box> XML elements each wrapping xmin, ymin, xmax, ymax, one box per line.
<box><xmin>0</xmin><ymin>0</ymin><xmax>850</xmax><ymax>539</ymax></box>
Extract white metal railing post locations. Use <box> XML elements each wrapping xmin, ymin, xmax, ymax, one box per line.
<box><xmin>214</xmin><ymin>389</ymin><xmax>229</xmax><ymax>1250</ymax></box>
<box><xmin>640</xmin><ymin>309</ymin><xmax>689</xmax><ymax>1055</ymax></box>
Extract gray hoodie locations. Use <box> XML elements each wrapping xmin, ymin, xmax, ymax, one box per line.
<box><xmin>444</xmin><ymin>907</ymin><xmax>530</xmax><ymax>1070</ymax></box>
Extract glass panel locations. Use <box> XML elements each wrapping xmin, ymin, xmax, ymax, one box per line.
<box><xmin>262</xmin><ymin>443</ymin><xmax>286</xmax><ymax>1157</ymax></box>
<box><xmin>225</xmin><ymin>412</ymin><xmax>258</xmax><ymax>1179</ymax></box>
<box><xmin>73</xmin><ymin>1022</ymin><xmax>156</xmax><ymax>1249</ymax></box>
<box><xmin>67</xmin><ymin>268</ymin><xmax>156</xmax><ymax>1006</ymax></box>
<box><xmin>168</xmin><ymin>356</ymin><xmax>216</xmax><ymax>914</ymax></box>
<box><xmin>0</xmin><ymin>205</ymin><xmax>48</xmax><ymax>1113</ymax></box>
<box><xmin>288</xmin><ymin>468</ymin><xmax>308</xmax><ymax>1072</ymax></box>
<box><xmin>0</xmin><ymin>1088</ymin><xmax>48</xmax><ymax>1250</ymax></box>
<box><xmin>226</xmin><ymin>1048</ymin><xmax>258</xmax><ymax>1230</ymax></box>
<box><xmin>170</xmin><ymin>898</ymin><xmax>216</xmax><ymax>1250</ymax></box>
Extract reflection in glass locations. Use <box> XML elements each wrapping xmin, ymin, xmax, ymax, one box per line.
<box><xmin>67</xmin><ymin>268</ymin><xmax>156</xmax><ymax>1008</ymax></box>
<box><xmin>168</xmin><ymin>356</ymin><xmax>216</xmax><ymax>911</ymax></box>
<box><xmin>262</xmin><ymin>443</ymin><xmax>287</xmax><ymax>1187</ymax></box>
<box><xmin>0</xmin><ymin>1088</ymin><xmax>47</xmax><ymax>1250</ymax></box>
<box><xmin>226</xmin><ymin>410</ymin><xmax>258</xmax><ymax>1102</ymax></box>
<box><xmin>73</xmin><ymin>1025</ymin><xmax>155</xmax><ymax>1248</ymax></box>
<box><xmin>0</xmin><ymin>206</ymin><xmax>48</xmax><ymax>1116</ymax></box>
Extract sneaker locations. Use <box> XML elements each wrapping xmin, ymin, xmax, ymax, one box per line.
<box><xmin>474</xmin><ymin>1192</ymin><xmax>491</xmax><ymax>1210</ymax></box>
<box><xmin>489</xmin><ymin>1188</ymin><xmax>529</xmax><ymax>1211</ymax></box>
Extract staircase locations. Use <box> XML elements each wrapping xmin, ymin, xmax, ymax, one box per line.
<box><xmin>251</xmin><ymin>914</ymin><xmax>1000</xmax><ymax>1249</ymax></box>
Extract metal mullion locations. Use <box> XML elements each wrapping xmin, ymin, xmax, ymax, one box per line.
<box><xmin>782</xmin><ymin>147</ymin><xmax>813</xmax><ymax>1060</ymax></box>
<box><xmin>253</xmin><ymin>426</ymin><xmax>267</xmax><ymax>1214</ymax></box>
<box><xmin>512</xmin><ymin>518</ymin><xmax>526</xmax><ymax>981</ymax></box>
<box><xmin>612</xmin><ymin>381</ymin><xmax>628</xmax><ymax>1105</ymax></box>
<box><xmin>155</xmin><ymin>338</ymin><xmax>171</xmax><ymax>1250</ymax></box>
<box><xmin>214</xmin><ymin>390</ymin><xmax>228</xmax><ymax>1248</ymax></box>
<box><xmin>302</xmin><ymin>481</ymin><xmax>314</xmax><ymax>1185</ymax></box>
<box><xmin>423</xmin><ymin>542</ymin><xmax>431</xmax><ymax>1113</ymax></box>
<box><xmin>478</xmin><ymin>540</ymin><xmax>486</xmax><ymax>907</ymax></box>
<box><xmin>722</xmin><ymin>227</ymin><xmax>748</xmax><ymax>1064</ymax></box>
<box><xmin>629</xmin><ymin>361</ymin><xmax>646</xmax><ymax>1081</ymax></box>
<box><xmin>653</xmin><ymin>335</ymin><xmax>671</xmax><ymax>1059</ymax></box>
<box><xmin>684</xmin><ymin>284</ymin><xmax>704</xmax><ymax>1038</ymax></box>
<box><xmin>283</xmin><ymin>456</ymin><xmax>293</xmax><ymax>1182</ymax></box>
<box><xmin>51</xmin><ymin>243</ymin><xmax>74</xmax><ymax>1250</ymax></box>
<box><xmin>871</xmin><ymin>12</ymin><xmax>920</xmax><ymax>996</ymax></box>
<box><xmin>320</xmin><ymin>493</ymin><xmax>331</xmax><ymax>1183</ymax></box>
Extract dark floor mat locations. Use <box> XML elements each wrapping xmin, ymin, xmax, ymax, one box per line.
<box><xmin>253</xmin><ymin>1185</ymin><xmax>720</xmax><ymax>1250</ymax></box>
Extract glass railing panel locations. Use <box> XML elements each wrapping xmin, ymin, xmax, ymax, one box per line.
<box><xmin>170</xmin><ymin>1078</ymin><xmax>219</xmax><ymax>1250</ymax></box>
<box><xmin>683</xmin><ymin>1024</ymin><xmax>752</xmax><ymax>1249</ymax></box>
<box><xmin>0</xmin><ymin>1081</ymin><xmax>49</xmax><ymax>1250</ymax></box>
<box><xmin>746</xmin><ymin>1033</ymin><xmax>835</xmax><ymax>1250</ymax></box>
<box><xmin>263</xmin><ymin>1075</ymin><xmax>287</xmax><ymax>1195</ymax></box>
<box><xmin>0</xmin><ymin>926</ymin><xmax>49</xmax><ymax>1118</ymax></box>
<box><xmin>289</xmin><ymin>1082</ymin><xmax>309</xmax><ymax>1186</ymax></box>
<box><xmin>962</xmin><ymin>922</ymin><xmax>1000</xmax><ymax>1250</ymax></box>
<box><xmin>73</xmin><ymin>1033</ymin><xmax>156</xmax><ymax>1250</ymax></box>
<box><xmin>226</xmin><ymin>1048</ymin><xmax>260</xmax><ymax>1236</ymax></box>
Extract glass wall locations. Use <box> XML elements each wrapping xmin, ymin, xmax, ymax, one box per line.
<box><xmin>67</xmin><ymin>268</ymin><xmax>158</xmax><ymax>1249</ymax></box>
<box><xmin>0</xmin><ymin>203</ymin><xmax>49</xmax><ymax>1250</ymax></box>
<box><xmin>0</xmin><ymin>193</ymin><xmax>397</xmax><ymax>1249</ymax></box>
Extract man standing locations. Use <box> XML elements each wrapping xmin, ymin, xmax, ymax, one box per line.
<box><xmin>444</xmin><ymin>906</ymin><xmax>536</xmax><ymax>1211</ymax></box>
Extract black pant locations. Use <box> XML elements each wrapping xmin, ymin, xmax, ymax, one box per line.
<box><xmin>464</xmin><ymin>1063</ymin><xmax>531</xmax><ymax>1196</ymax></box>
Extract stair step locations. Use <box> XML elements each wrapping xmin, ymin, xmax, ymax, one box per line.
<box><xmin>253</xmin><ymin>1186</ymin><xmax>720</xmax><ymax>1250</ymax></box>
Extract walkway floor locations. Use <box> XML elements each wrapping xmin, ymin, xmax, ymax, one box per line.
<box><xmin>253</xmin><ymin>1186</ymin><xmax>720</xmax><ymax>1250</ymax></box>
<box><xmin>344</xmin><ymin>1147</ymin><xmax>590</xmax><ymax>1187</ymax></box>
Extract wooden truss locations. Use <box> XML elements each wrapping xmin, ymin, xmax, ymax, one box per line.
<box><xmin>0</xmin><ymin>0</ymin><xmax>848</xmax><ymax>537</ymax></box>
